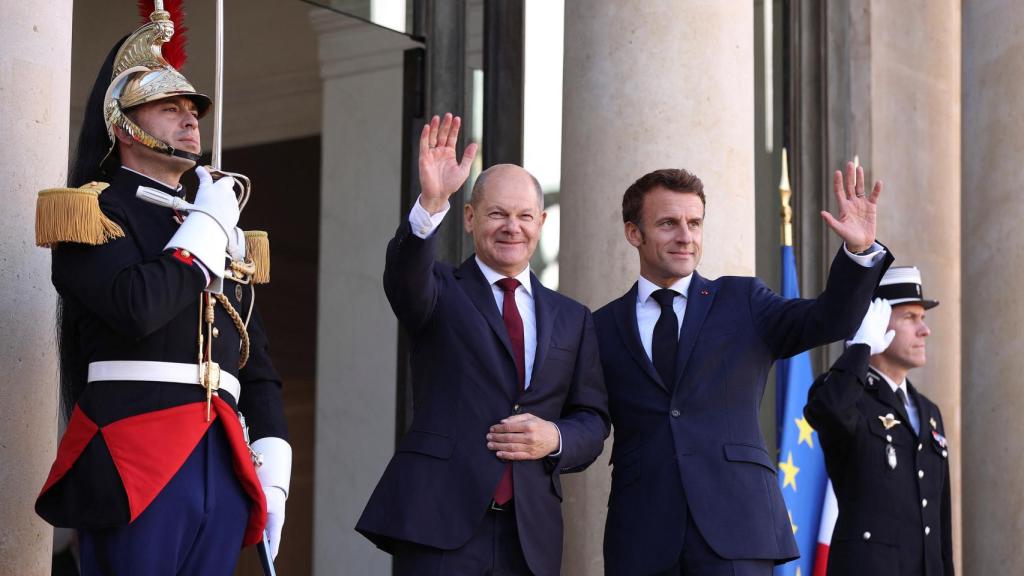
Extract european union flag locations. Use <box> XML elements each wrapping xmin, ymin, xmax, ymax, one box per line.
<box><xmin>774</xmin><ymin>244</ymin><xmax>828</xmax><ymax>576</ymax></box>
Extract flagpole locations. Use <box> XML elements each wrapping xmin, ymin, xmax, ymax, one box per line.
<box><xmin>779</xmin><ymin>148</ymin><xmax>792</xmax><ymax>247</ymax></box>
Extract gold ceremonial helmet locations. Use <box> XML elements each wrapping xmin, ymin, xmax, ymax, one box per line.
<box><xmin>102</xmin><ymin>3</ymin><xmax>211</xmax><ymax>164</ymax></box>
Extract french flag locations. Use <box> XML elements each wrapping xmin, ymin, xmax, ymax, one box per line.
<box><xmin>813</xmin><ymin>482</ymin><xmax>838</xmax><ymax>576</ymax></box>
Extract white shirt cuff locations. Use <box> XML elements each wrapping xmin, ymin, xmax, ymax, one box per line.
<box><xmin>409</xmin><ymin>196</ymin><xmax>450</xmax><ymax>239</ymax></box>
<box><xmin>843</xmin><ymin>241</ymin><xmax>886</xmax><ymax>267</ymax></box>
<box><xmin>549</xmin><ymin>423</ymin><xmax>563</xmax><ymax>457</ymax></box>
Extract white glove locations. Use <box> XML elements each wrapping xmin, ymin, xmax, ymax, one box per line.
<box><xmin>228</xmin><ymin>227</ymin><xmax>246</xmax><ymax>262</ymax></box>
<box><xmin>848</xmin><ymin>298</ymin><xmax>895</xmax><ymax>355</ymax></box>
<box><xmin>191</xmin><ymin>166</ymin><xmax>240</xmax><ymax>240</ymax></box>
<box><xmin>264</xmin><ymin>486</ymin><xmax>286</xmax><ymax>560</ymax></box>
<box><xmin>252</xmin><ymin>437</ymin><xmax>292</xmax><ymax>560</ymax></box>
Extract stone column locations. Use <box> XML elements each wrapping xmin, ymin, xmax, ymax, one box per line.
<box><xmin>559</xmin><ymin>1</ymin><xmax>755</xmax><ymax>572</ymax></box>
<box><xmin>963</xmin><ymin>1</ymin><xmax>1024</xmax><ymax>572</ymax></box>
<box><xmin>0</xmin><ymin>0</ymin><xmax>71</xmax><ymax>574</ymax></box>
<box><xmin>867</xmin><ymin>2</ymin><xmax>962</xmax><ymax>571</ymax></box>
<box><xmin>310</xmin><ymin>10</ymin><xmax>418</xmax><ymax>576</ymax></box>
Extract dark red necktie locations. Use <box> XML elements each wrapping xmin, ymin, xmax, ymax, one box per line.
<box><xmin>493</xmin><ymin>277</ymin><xmax>524</xmax><ymax>505</ymax></box>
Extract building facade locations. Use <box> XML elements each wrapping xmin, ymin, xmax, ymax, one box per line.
<box><xmin>1</xmin><ymin>1</ymin><xmax>1020</xmax><ymax>574</ymax></box>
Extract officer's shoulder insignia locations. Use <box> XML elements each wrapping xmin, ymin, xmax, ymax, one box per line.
<box><xmin>879</xmin><ymin>413</ymin><xmax>901</xmax><ymax>430</ymax></box>
<box><xmin>36</xmin><ymin>182</ymin><xmax>124</xmax><ymax>248</ymax></box>
<box><xmin>244</xmin><ymin>230</ymin><xmax>270</xmax><ymax>284</ymax></box>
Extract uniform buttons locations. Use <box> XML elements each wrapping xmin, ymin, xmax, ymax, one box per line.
<box><xmin>886</xmin><ymin>434</ymin><xmax>893</xmax><ymax>442</ymax></box>
<box><xmin>212</xmin><ymin>327</ymin><xmax>220</xmax><ymax>338</ymax></box>
<box><xmin>862</xmin><ymin>531</ymin><xmax>871</xmax><ymax>540</ymax></box>
<box><xmin>918</xmin><ymin>470</ymin><xmax>925</xmax><ymax>479</ymax></box>
<box><xmin>922</xmin><ymin>498</ymin><xmax>928</xmax><ymax>508</ymax></box>
<box><xmin>918</xmin><ymin>443</ymin><xmax>924</xmax><ymax>451</ymax></box>
<box><xmin>942</xmin><ymin>450</ymin><xmax>948</xmax><ymax>458</ymax></box>
<box><xmin>513</xmin><ymin>404</ymin><xmax>521</xmax><ymax>413</ymax></box>
<box><xmin>670</xmin><ymin>409</ymin><xmax>681</xmax><ymax>418</ymax></box>
<box><xmin>925</xmin><ymin>526</ymin><xmax>931</xmax><ymax>536</ymax></box>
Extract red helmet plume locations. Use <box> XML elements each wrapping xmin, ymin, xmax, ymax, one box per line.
<box><xmin>137</xmin><ymin>0</ymin><xmax>188</xmax><ymax>69</ymax></box>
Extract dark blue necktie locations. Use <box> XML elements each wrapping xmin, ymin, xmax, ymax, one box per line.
<box><xmin>651</xmin><ymin>288</ymin><xmax>679</xmax><ymax>386</ymax></box>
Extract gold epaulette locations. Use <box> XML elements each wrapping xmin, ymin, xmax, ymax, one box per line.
<box><xmin>35</xmin><ymin>182</ymin><xmax>125</xmax><ymax>248</ymax></box>
<box><xmin>244</xmin><ymin>230</ymin><xmax>270</xmax><ymax>284</ymax></box>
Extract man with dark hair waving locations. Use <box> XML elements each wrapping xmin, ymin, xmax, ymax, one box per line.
<box><xmin>34</xmin><ymin>4</ymin><xmax>288</xmax><ymax>574</ymax></box>
<box><xmin>595</xmin><ymin>164</ymin><xmax>893</xmax><ymax>575</ymax></box>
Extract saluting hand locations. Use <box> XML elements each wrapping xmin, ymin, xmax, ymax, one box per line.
<box><xmin>487</xmin><ymin>413</ymin><xmax>560</xmax><ymax>461</ymax></box>
<box><xmin>821</xmin><ymin>161</ymin><xmax>882</xmax><ymax>253</ymax></box>
<box><xmin>848</xmin><ymin>298</ymin><xmax>895</xmax><ymax>355</ymax></box>
<box><xmin>418</xmin><ymin>113</ymin><xmax>478</xmax><ymax>214</ymax></box>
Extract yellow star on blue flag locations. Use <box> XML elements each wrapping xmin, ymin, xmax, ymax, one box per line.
<box><xmin>774</xmin><ymin>196</ymin><xmax>831</xmax><ymax>576</ymax></box>
<box><xmin>795</xmin><ymin>416</ymin><xmax>815</xmax><ymax>449</ymax></box>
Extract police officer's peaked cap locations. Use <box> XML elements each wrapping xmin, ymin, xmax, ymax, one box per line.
<box><xmin>874</xmin><ymin>266</ymin><xmax>939</xmax><ymax>310</ymax></box>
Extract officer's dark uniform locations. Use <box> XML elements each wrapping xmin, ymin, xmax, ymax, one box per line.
<box><xmin>35</xmin><ymin>168</ymin><xmax>287</xmax><ymax>573</ymax></box>
<box><xmin>805</xmin><ymin>344</ymin><xmax>953</xmax><ymax>576</ymax></box>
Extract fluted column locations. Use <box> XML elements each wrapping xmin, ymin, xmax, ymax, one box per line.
<box><xmin>963</xmin><ymin>1</ymin><xmax>1024</xmax><ymax>572</ymax></box>
<box><xmin>559</xmin><ymin>2</ymin><xmax>755</xmax><ymax>572</ymax></box>
<box><xmin>0</xmin><ymin>0</ymin><xmax>72</xmax><ymax>574</ymax></box>
<box><xmin>868</xmin><ymin>2</ymin><xmax>962</xmax><ymax>571</ymax></box>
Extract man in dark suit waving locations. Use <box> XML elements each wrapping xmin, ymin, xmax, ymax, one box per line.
<box><xmin>594</xmin><ymin>165</ymin><xmax>893</xmax><ymax>575</ymax></box>
<box><xmin>357</xmin><ymin>113</ymin><xmax>609</xmax><ymax>576</ymax></box>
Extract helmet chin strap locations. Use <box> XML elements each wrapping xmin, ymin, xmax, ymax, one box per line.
<box><xmin>113</xmin><ymin>108</ymin><xmax>203</xmax><ymax>164</ymax></box>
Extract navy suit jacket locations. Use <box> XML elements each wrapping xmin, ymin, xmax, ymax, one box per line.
<box><xmin>594</xmin><ymin>247</ymin><xmax>892</xmax><ymax>575</ymax></box>
<box><xmin>356</xmin><ymin>221</ymin><xmax>610</xmax><ymax>576</ymax></box>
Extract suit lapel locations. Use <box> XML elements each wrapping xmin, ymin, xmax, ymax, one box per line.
<box><xmin>673</xmin><ymin>273</ymin><xmax>715</xmax><ymax>391</ymax></box>
<box><xmin>612</xmin><ymin>283</ymin><xmax>667</xmax><ymax>392</ymax></box>
<box><xmin>528</xmin><ymin>274</ymin><xmax>558</xmax><ymax>388</ymax></box>
<box><xmin>455</xmin><ymin>257</ymin><xmax>516</xmax><ymax>400</ymax></box>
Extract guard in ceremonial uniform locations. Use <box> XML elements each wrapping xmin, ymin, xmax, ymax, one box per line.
<box><xmin>805</xmin><ymin>267</ymin><xmax>953</xmax><ymax>576</ymax></box>
<box><xmin>33</xmin><ymin>3</ymin><xmax>290</xmax><ymax>574</ymax></box>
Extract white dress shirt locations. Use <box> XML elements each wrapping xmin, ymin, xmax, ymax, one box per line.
<box><xmin>633</xmin><ymin>242</ymin><xmax>887</xmax><ymax>362</ymax></box>
<box><xmin>636</xmin><ymin>275</ymin><xmax>691</xmax><ymax>361</ymax></box>
<box><xmin>409</xmin><ymin>196</ymin><xmax>561</xmax><ymax>453</ymax></box>
<box><xmin>474</xmin><ymin>257</ymin><xmax>538</xmax><ymax>390</ymax></box>
<box><xmin>410</xmin><ymin>197</ymin><xmax>538</xmax><ymax>388</ymax></box>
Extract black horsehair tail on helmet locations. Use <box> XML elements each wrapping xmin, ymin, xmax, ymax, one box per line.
<box><xmin>58</xmin><ymin>37</ymin><xmax>129</xmax><ymax>422</ymax></box>
<box><xmin>68</xmin><ymin>38</ymin><xmax>126</xmax><ymax>189</ymax></box>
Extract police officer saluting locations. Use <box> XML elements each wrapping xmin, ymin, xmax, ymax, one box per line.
<box><xmin>33</xmin><ymin>3</ymin><xmax>289</xmax><ymax>574</ymax></box>
<box><xmin>805</xmin><ymin>266</ymin><xmax>953</xmax><ymax>575</ymax></box>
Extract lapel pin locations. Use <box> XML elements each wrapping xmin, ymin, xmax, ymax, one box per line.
<box><xmin>929</xmin><ymin>417</ymin><xmax>937</xmax><ymax>430</ymax></box>
<box><xmin>879</xmin><ymin>413</ymin><xmax>901</xmax><ymax>430</ymax></box>
<box><xmin>700</xmin><ymin>289</ymin><xmax>709</xmax><ymax>296</ymax></box>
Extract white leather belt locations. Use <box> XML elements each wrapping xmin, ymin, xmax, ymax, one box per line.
<box><xmin>87</xmin><ymin>360</ymin><xmax>241</xmax><ymax>403</ymax></box>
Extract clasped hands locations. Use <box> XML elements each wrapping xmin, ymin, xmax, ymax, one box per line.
<box><xmin>487</xmin><ymin>413</ymin><xmax>560</xmax><ymax>461</ymax></box>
